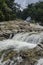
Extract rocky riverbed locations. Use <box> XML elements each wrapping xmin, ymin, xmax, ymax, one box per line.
<box><xmin>0</xmin><ymin>20</ymin><xmax>43</xmax><ymax>65</ymax></box>
<box><xmin>0</xmin><ymin>20</ymin><xmax>43</xmax><ymax>40</ymax></box>
<box><xmin>0</xmin><ymin>43</ymin><xmax>43</xmax><ymax>65</ymax></box>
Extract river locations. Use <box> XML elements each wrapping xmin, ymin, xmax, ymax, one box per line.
<box><xmin>0</xmin><ymin>32</ymin><xmax>43</xmax><ymax>65</ymax></box>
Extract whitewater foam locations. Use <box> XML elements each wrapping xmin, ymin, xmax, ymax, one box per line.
<box><xmin>0</xmin><ymin>32</ymin><xmax>43</xmax><ymax>65</ymax></box>
<box><xmin>0</xmin><ymin>39</ymin><xmax>37</xmax><ymax>51</ymax></box>
<box><xmin>36</xmin><ymin>58</ymin><xmax>43</xmax><ymax>65</ymax></box>
<box><xmin>0</xmin><ymin>32</ymin><xmax>43</xmax><ymax>51</ymax></box>
<box><xmin>13</xmin><ymin>32</ymin><xmax>43</xmax><ymax>44</ymax></box>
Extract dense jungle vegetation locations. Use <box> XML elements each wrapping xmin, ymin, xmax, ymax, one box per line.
<box><xmin>0</xmin><ymin>0</ymin><xmax>43</xmax><ymax>23</ymax></box>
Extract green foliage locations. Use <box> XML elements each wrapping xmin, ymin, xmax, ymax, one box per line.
<box><xmin>0</xmin><ymin>0</ymin><xmax>17</xmax><ymax>21</ymax></box>
<box><xmin>6</xmin><ymin>0</ymin><xmax>15</xmax><ymax>9</ymax></box>
<box><xmin>0</xmin><ymin>11</ymin><xmax>5</xmax><ymax>21</ymax></box>
<box><xmin>0</xmin><ymin>0</ymin><xmax>43</xmax><ymax>23</ymax></box>
<box><xmin>21</xmin><ymin>2</ymin><xmax>43</xmax><ymax>23</ymax></box>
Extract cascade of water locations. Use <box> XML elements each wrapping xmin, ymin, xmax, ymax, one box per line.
<box><xmin>13</xmin><ymin>32</ymin><xmax>43</xmax><ymax>44</ymax></box>
<box><xmin>0</xmin><ymin>32</ymin><xmax>43</xmax><ymax>65</ymax></box>
<box><xmin>0</xmin><ymin>32</ymin><xmax>43</xmax><ymax>51</ymax></box>
<box><xmin>0</xmin><ymin>39</ymin><xmax>37</xmax><ymax>51</ymax></box>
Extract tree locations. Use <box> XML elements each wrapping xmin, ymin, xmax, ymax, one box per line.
<box><xmin>0</xmin><ymin>0</ymin><xmax>17</xmax><ymax>21</ymax></box>
<box><xmin>21</xmin><ymin>2</ymin><xmax>43</xmax><ymax>23</ymax></box>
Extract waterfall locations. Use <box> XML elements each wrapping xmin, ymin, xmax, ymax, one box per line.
<box><xmin>0</xmin><ymin>32</ymin><xmax>43</xmax><ymax>51</ymax></box>
<box><xmin>13</xmin><ymin>32</ymin><xmax>43</xmax><ymax>44</ymax></box>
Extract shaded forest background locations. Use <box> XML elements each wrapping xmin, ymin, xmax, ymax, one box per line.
<box><xmin>0</xmin><ymin>0</ymin><xmax>43</xmax><ymax>23</ymax></box>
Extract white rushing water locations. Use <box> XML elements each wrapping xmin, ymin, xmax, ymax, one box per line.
<box><xmin>0</xmin><ymin>39</ymin><xmax>37</xmax><ymax>51</ymax></box>
<box><xmin>36</xmin><ymin>58</ymin><xmax>43</xmax><ymax>65</ymax></box>
<box><xmin>13</xmin><ymin>32</ymin><xmax>43</xmax><ymax>44</ymax></box>
<box><xmin>0</xmin><ymin>32</ymin><xmax>43</xmax><ymax>51</ymax></box>
<box><xmin>0</xmin><ymin>32</ymin><xmax>43</xmax><ymax>65</ymax></box>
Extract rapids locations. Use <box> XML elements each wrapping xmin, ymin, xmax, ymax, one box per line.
<box><xmin>13</xmin><ymin>32</ymin><xmax>43</xmax><ymax>44</ymax></box>
<box><xmin>0</xmin><ymin>32</ymin><xmax>43</xmax><ymax>65</ymax></box>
